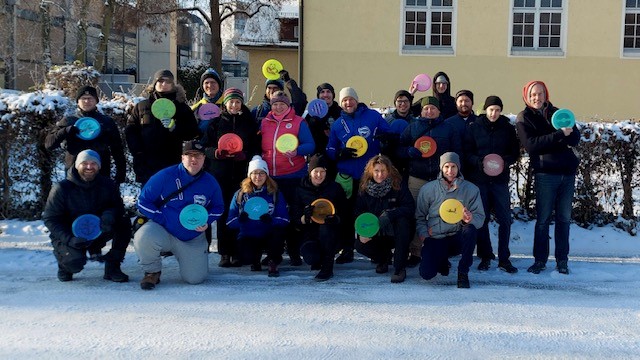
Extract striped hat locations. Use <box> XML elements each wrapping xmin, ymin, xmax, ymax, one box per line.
<box><xmin>222</xmin><ymin>88</ymin><xmax>244</xmax><ymax>104</ymax></box>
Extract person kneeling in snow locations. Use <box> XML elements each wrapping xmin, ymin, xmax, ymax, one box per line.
<box><xmin>43</xmin><ymin>150</ymin><xmax>131</xmax><ymax>283</ymax></box>
<box><xmin>416</xmin><ymin>152</ymin><xmax>485</xmax><ymax>288</ymax></box>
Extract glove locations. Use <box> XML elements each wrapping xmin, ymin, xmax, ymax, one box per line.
<box><xmin>160</xmin><ymin>118</ymin><xmax>176</xmax><ymax>131</ymax></box>
<box><xmin>303</xmin><ymin>205</ymin><xmax>315</xmax><ymax>224</ymax></box>
<box><xmin>239</xmin><ymin>211</ymin><xmax>249</xmax><ymax>223</ymax></box>
<box><xmin>378</xmin><ymin>213</ymin><xmax>392</xmax><ymax>230</ymax></box>
<box><xmin>100</xmin><ymin>212</ymin><xmax>115</xmax><ymax>234</ymax></box>
<box><xmin>68</xmin><ymin>236</ymin><xmax>90</xmax><ymax>249</ymax></box>
<box><xmin>259</xmin><ymin>213</ymin><xmax>272</xmax><ymax>223</ymax></box>
<box><xmin>408</xmin><ymin>147</ymin><xmax>422</xmax><ymax>159</ymax></box>
<box><xmin>279</xmin><ymin>69</ymin><xmax>291</xmax><ymax>82</ymax></box>
<box><xmin>338</xmin><ymin>147</ymin><xmax>357</xmax><ymax>160</ymax></box>
<box><xmin>66</xmin><ymin>125</ymin><xmax>78</xmax><ymax>135</ymax></box>
<box><xmin>324</xmin><ymin>214</ymin><xmax>340</xmax><ymax>225</ymax></box>
<box><xmin>215</xmin><ymin>148</ymin><xmax>231</xmax><ymax>159</ymax></box>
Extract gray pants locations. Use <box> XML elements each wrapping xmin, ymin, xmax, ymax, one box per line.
<box><xmin>133</xmin><ymin>220</ymin><xmax>209</xmax><ymax>284</ymax></box>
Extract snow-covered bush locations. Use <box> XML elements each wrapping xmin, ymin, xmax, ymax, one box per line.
<box><xmin>177</xmin><ymin>60</ymin><xmax>210</xmax><ymax>104</ymax></box>
<box><xmin>44</xmin><ymin>61</ymin><xmax>101</xmax><ymax>98</ymax></box>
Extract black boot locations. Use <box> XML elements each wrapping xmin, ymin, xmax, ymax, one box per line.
<box><xmin>57</xmin><ymin>267</ymin><xmax>73</xmax><ymax>282</ymax></box>
<box><xmin>315</xmin><ymin>257</ymin><xmax>334</xmax><ymax>282</ymax></box>
<box><xmin>104</xmin><ymin>262</ymin><xmax>129</xmax><ymax>283</ymax></box>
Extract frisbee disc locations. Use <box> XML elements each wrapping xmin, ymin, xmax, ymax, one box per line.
<box><xmin>179</xmin><ymin>204</ymin><xmax>208</xmax><ymax>230</ymax></box>
<box><xmin>412</xmin><ymin>73</ymin><xmax>432</xmax><ymax>92</ymax></box>
<box><xmin>71</xmin><ymin>214</ymin><xmax>102</xmax><ymax>241</ymax></box>
<box><xmin>307</xmin><ymin>99</ymin><xmax>329</xmax><ymax>118</ymax></box>
<box><xmin>275</xmin><ymin>133</ymin><xmax>299</xmax><ymax>153</ymax></box>
<box><xmin>483</xmin><ymin>153</ymin><xmax>505</xmax><ymax>176</ymax></box>
<box><xmin>75</xmin><ymin>117</ymin><xmax>101</xmax><ymax>141</ymax></box>
<box><xmin>346</xmin><ymin>135</ymin><xmax>368</xmax><ymax>157</ymax></box>
<box><xmin>151</xmin><ymin>98</ymin><xmax>176</xmax><ymax>120</ymax></box>
<box><xmin>414</xmin><ymin>136</ymin><xmax>437</xmax><ymax>158</ymax></box>
<box><xmin>262</xmin><ymin>59</ymin><xmax>284</xmax><ymax>80</ymax></box>
<box><xmin>439</xmin><ymin>198</ymin><xmax>464</xmax><ymax>224</ymax></box>
<box><xmin>218</xmin><ymin>133</ymin><xmax>244</xmax><ymax>152</ymax></box>
<box><xmin>551</xmin><ymin>109</ymin><xmax>575</xmax><ymax>129</ymax></box>
<box><xmin>310</xmin><ymin>198</ymin><xmax>336</xmax><ymax>224</ymax></box>
<box><xmin>245</xmin><ymin>196</ymin><xmax>269</xmax><ymax>220</ymax></box>
<box><xmin>198</xmin><ymin>103</ymin><xmax>221</xmax><ymax>121</ymax></box>
<box><xmin>355</xmin><ymin>212</ymin><xmax>380</xmax><ymax>238</ymax></box>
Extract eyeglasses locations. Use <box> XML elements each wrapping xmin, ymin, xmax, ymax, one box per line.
<box><xmin>250</xmin><ymin>171</ymin><xmax>267</xmax><ymax>177</ymax></box>
<box><xmin>395</xmin><ymin>99</ymin><xmax>410</xmax><ymax>104</ymax></box>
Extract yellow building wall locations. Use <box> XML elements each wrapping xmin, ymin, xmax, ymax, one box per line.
<box><xmin>241</xmin><ymin>48</ymin><xmax>299</xmax><ymax>108</ymax></box>
<box><xmin>301</xmin><ymin>0</ymin><xmax>640</xmax><ymax>121</ymax></box>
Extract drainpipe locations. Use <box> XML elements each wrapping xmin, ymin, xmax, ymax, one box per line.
<box><xmin>298</xmin><ymin>0</ymin><xmax>303</xmax><ymax>88</ymax></box>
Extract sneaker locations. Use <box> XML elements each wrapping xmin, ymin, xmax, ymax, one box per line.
<box><xmin>498</xmin><ymin>261</ymin><xmax>518</xmax><ymax>274</ymax></box>
<box><xmin>457</xmin><ymin>273</ymin><xmax>470</xmax><ymax>288</ymax></box>
<box><xmin>218</xmin><ymin>255</ymin><xmax>232</xmax><ymax>268</ymax></box>
<box><xmin>335</xmin><ymin>249</ymin><xmax>354</xmax><ymax>264</ymax></box>
<box><xmin>527</xmin><ymin>261</ymin><xmax>546</xmax><ymax>274</ymax></box>
<box><xmin>57</xmin><ymin>267</ymin><xmax>73</xmax><ymax>282</ymax></box>
<box><xmin>229</xmin><ymin>257</ymin><xmax>242</xmax><ymax>267</ymax></box>
<box><xmin>477</xmin><ymin>259</ymin><xmax>491</xmax><ymax>271</ymax></box>
<box><xmin>140</xmin><ymin>272</ymin><xmax>161</xmax><ymax>290</ymax></box>
<box><xmin>390</xmin><ymin>269</ymin><xmax>406</xmax><ymax>283</ymax></box>
<box><xmin>406</xmin><ymin>255</ymin><xmax>421</xmax><ymax>268</ymax></box>
<box><xmin>314</xmin><ymin>269</ymin><xmax>333</xmax><ymax>282</ymax></box>
<box><xmin>103</xmin><ymin>262</ymin><xmax>129</xmax><ymax>283</ymax></box>
<box><xmin>556</xmin><ymin>260</ymin><xmax>569</xmax><ymax>274</ymax></box>
<box><xmin>375</xmin><ymin>262</ymin><xmax>389</xmax><ymax>274</ymax></box>
<box><xmin>289</xmin><ymin>254</ymin><xmax>303</xmax><ymax>266</ymax></box>
<box><xmin>268</xmin><ymin>260</ymin><xmax>280</xmax><ymax>277</ymax></box>
<box><xmin>250</xmin><ymin>263</ymin><xmax>262</xmax><ymax>271</ymax></box>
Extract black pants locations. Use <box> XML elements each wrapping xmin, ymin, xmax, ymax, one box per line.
<box><xmin>354</xmin><ymin>216</ymin><xmax>412</xmax><ymax>271</ymax></box>
<box><xmin>237</xmin><ymin>229</ymin><xmax>285</xmax><ymax>266</ymax></box>
<box><xmin>215</xmin><ymin>186</ymin><xmax>240</xmax><ymax>256</ymax></box>
<box><xmin>273</xmin><ymin>177</ymin><xmax>302</xmax><ymax>259</ymax></box>
<box><xmin>300</xmin><ymin>223</ymin><xmax>340</xmax><ymax>267</ymax></box>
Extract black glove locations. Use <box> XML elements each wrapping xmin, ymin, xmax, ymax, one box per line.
<box><xmin>279</xmin><ymin>69</ymin><xmax>291</xmax><ymax>82</ymax></box>
<box><xmin>324</xmin><ymin>214</ymin><xmax>340</xmax><ymax>225</ymax></box>
<box><xmin>303</xmin><ymin>205</ymin><xmax>315</xmax><ymax>224</ymax></box>
<box><xmin>215</xmin><ymin>149</ymin><xmax>231</xmax><ymax>159</ymax></box>
<box><xmin>66</xmin><ymin>125</ymin><xmax>78</xmax><ymax>135</ymax></box>
<box><xmin>239</xmin><ymin>211</ymin><xmax>249</xmax><ymax>223</ymax></box>
<box><xmin>338</xmin><ymin>147</ymin><xmax>357</xmax><ymax>160</ymax></box>
<box><xmin>68</xmin><ymin>236</ymin><xmax>90</xmax><ymax>249</ymax></box>
<box><xmin>378</xmin><ymin>213</ymin><xmax>392</xmax><ymax>230</ymax></box>
<box><xmin>100</xmin><ymin>212</ymin><xmax>115</xmax><ymax>234</ymax></box>
<box><xmin>259</xmin><ymin>213</ymin><xmax>272</xmax><ymax>223</ymax></box>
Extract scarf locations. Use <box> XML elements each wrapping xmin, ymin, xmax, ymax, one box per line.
<box><xmin>366</xmin><ymin>178</ymin><xmax>392</xmax><ymax>198</ymax></box>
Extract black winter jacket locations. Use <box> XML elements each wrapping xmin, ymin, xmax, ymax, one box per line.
<box><xmin>305</xmin><ymin>101</ymin><xmax>342</xmax><ymax>154</ymax></box>
<box><xmin>292</xmin><ymin>176</ymin><xmax>347</xmax><ymax>227</ymax></box>
<box><xmin>355</xmin><ymin>183</ymin><xmax>415</xmax><ymax>222</ymax></box>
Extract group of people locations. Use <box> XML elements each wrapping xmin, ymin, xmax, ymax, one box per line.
<box><xmin>42</xmin><ymin>67</ymin><xmax>580</xmax><ymax>290</ymax></box>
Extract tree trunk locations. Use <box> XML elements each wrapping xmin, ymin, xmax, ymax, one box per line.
<box><xmin>73</xmin><ymin>0</ymin><xmax>91</xmax><ymax>63</ymax></box>
<box><xmin>209</xmin><ymin>0</ymin><xmax>222</xmax><ymax>74</ymax></box>
<box><xmin>94</xmin><ymin>0</ymin><xmax>116</xmax><ymax>72</ymax></box>
<box><xmin>40</xmin><ymin>2</ymin><xmax>52</xmax><ymax>72</ymax></box>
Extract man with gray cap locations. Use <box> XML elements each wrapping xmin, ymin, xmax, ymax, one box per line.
<box><xmin>45</xmin><ymin>85</ymin><xmax>127</xmax><ymax>184</ymax></box>
<box><xmin>415</xmin><ymin>152</ymin><xmax>485</xmax><ymax>288</ymax></box>
<box><xmin>43</xmin><ymin>149</ymin><xmax>131</xmax><ymax>283</ymax></box>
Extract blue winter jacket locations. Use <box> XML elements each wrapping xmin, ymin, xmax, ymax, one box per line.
<box><xmin>326</xmin><ymin>103</ymin><xmax>391</xmax><ymax>179</ymax></box>
<box><xmin>137</xmin><ymin>163</ymin><xmax>224</xmax><ymax>241</ymax></box>
<box><xmin>227</xmin><ymin>186</ymin><xmax>289</xmax><ymax>238</ymax></box>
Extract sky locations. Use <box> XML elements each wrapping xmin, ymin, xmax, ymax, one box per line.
<box><xmin>1</xmin><ymin>218</ymin><xmax>639</xmax><ymax>359</ymax></box>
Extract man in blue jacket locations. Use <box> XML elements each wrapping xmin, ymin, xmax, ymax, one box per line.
<box><xmin>133</xmin><ymin>141</ymin><xmax>224</xmax><ymax>290</ymax></box>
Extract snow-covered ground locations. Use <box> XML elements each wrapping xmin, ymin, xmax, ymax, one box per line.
<box><xmin>1</xmin><ymin>219</ymin><xmax>639</xmax><ymax>359</ymax></box>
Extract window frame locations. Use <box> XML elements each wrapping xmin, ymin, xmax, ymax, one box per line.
<box><xmin>400</xmin><ymin>0</ymin><xmax>456</xmax><ymax>56</ymax></box>
<box><xmin>622</xmin><ymin>0</ymin><xmax>640</xmax><ymax>58</ymax></box>
<box><xmin>509</xmin><ymin>0</ymin><xmax>567</xmax><ymax>57</ymax></box>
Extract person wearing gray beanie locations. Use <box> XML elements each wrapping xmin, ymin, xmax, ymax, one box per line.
<box><xmin>75</xmin><ymin>149</ymin><xmax>101</xmax><ymax>170</ymax></box>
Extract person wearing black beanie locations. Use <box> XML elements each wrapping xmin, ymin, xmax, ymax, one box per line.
<box><xmin>305</xmin><ymin>82</ymin><xmax>342</xmax><ymax>155</ymax></box>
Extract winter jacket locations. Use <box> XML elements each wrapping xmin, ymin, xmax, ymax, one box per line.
<box><xmin>464</xmin><ymin>114</ymin><xmax>520</xmax><ymax>185</ymax></box>
<box><xmin>201</xmin><ymin>104</ymin><xmax>260</xmax><ymax>191</ymax></box>
<box><xmin>355</xmin><ymin>183</ymin><xmax>415</xmax><ymax>222</ymax></box>
<box><xmin>137</xmin><ymin>163</ymin><xmax>224</xmax><ymax>242</ymax></box>
<box><xmin>415</xmin><ymin>173</ymin><xmax>485</xmax><ymax>240</ymax></box>
<box><xmin>125</xmin><ymin>86</ymin><xmax>200</xmax><ymax>184</ymax></box>
<box><xmin>227</xmin><ymin>186</ymin><xmax>289</xmax><ymax>238</ymax></box>
<box><xmin>252</xmin><ymin>79</ymin><xmax>308</xmax><ymax>124</ymax></box>
<box><xmin>398</xmin><ymin>116</ymin><xmax>462</xmax><ymax>181</ymax></box>
<box><xmin>384</xmin><ymin>110</ymin><xmax>414</xmax><ymax>135</ymax></box>
<box><xmin>445</xmin><ymin>112</ymin><xmax>477</xmax><ymax>140</ymax></box>
<box><xmin>45</xmin><ymin>108</ymin><xmax>126</xmax><ymax>183</ymax></box>
<box><xmin>292</xmin><ymin>176</ymin><xmax>347</xmax><ymax>227</ymax></box>
<box><xmin>515</xmin><ymin>103</ymin><xmax>580</xmax><ymax>175</ymax></box>
<box><xmin>191</xmin><ymin>95</ymin><xmax>223</xmax><ymax>136</ymax></box>
<box><xmin>42</xmin><ymin>168</ymin><xmax>124</xmax><ymax>246</ymax></box>
<box><xmin>326</xmin><ymin>103</ymin><xmax>391</xmax><ymax>179</ymax></box>
<box><xmin>305</xmin><ymin>100</ymin><xmax>342</xmax><ymax>154</ymax></box>
<box><xmin>260</xmin><ymin>107</ymin><xmax>315</xmax><ymax>178</ymax></box>
<box><xmin>411</xmin><ymin>71</ymin><xmax>457</xmax><ymax>119</ymax></box>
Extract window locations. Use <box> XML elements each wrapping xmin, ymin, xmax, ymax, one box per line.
<box><xmin>510</xmin><ymin>0</ymin><xmax>565</xmax><ymax>56</ymax></box>
<box><xmin>623</xmin><ymin>0</ymin><xmax>640</xmax><ymax>56</ymax></box>
<box><xmin>402</xmin><ymin>0</ymin><xmax>455</xmax><ymax>55</ymax></box>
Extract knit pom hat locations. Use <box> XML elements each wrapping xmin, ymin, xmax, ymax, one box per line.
<box><xmin>76</xmin><ymin>85</ymin><xmax>99</xmax><ymax>102</ymax></box>
<box><xmin>270</xmin><ymin>91</ymin><xmax>291</xmax><ymax>106</ymax></box>
<box><xmin>339</xmin><ymin>87</ymin><xmax>359</xmax><ymax>104</ymax></box>
<box><xmin>420</xmin><ymin>96</ymin><xmax>440</xmax><ymax>110</ymax></box>
<box><xmin>247</xmin><ymin>155</ymin><xmax>269</xmax><ymax>176</ymax></box>
<box><xmin>316</xmin><ymin>83</ymin><xmax>335</xmax><ymax>98</ymax></box>
<box><xmin>200</xmin><ymin>68</ymin><xmax>223</xmax><ymax>89</ymax></box>
<box><xmin>75</xmin><ymin>149</ymin><xmax>101</xmax><ymax>169</ymax></box>
<box><xmin>483</xmin><ymin>95</ymin><xmax>504</xmax><ymax>110</ymax></box>
<box><xmin>222</xmin><ymin>88</ymin><xmax>244</xmax><ymax>105</ymax></box>
<box><xmin>455</xmin><ymin>89</ymin><xmax>474</xmax><ymax>104</ymax></box>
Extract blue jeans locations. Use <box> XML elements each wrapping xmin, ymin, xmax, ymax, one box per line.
<box><xmin>476</xmin><ymin>181</ymin><xmax>513</xmax><ymax>262</ymax></box>
<box><xmin>534</xmin><ymin>173</ymin><xmax>575</xmax><ymax>263</ymax></box>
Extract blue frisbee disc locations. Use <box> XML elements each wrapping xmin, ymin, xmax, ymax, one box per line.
<box><xmin>551</xmin><ymin>109</ymin><xmax>575</xmax><ymax>130</ymax></box>
<box><xmin>75</xmin><ymin>117</ymin><xmax>101</xmax><ymax>140</ymax></box>
<box><xmin>307</xmin><ymin>99</ymin><xmax>329</xmax><ymax>118</ymax></box>
<box><xmin>179</xmin><ymin>204</ymin><xmax>209</xmax><ymax>230</ymax></box>
<box><xmin>71</xmin><ymin>214</ymin><xmax>102</xmax><ymax>241</ymax></box>
<box><xmin>244</xmin><ymin>197</ymin><xmax>269</xmax><ymax>220</ymax></box>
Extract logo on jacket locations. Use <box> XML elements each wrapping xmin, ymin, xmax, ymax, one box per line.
<box><xmin>358</xmin><ymin>126</ymin><xmax>371</xmax><ymax>138</ymax></box>
<box><xmin>193</xmin><ymin>195</ymin><xmax>207</xmax><ymax>206</ymax></box>
<box><xmin>285</xmin><ymin>123</ymin><xmax>293</xmax><ymax>129</ymax></box>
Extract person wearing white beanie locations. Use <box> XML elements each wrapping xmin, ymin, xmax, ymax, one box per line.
<box><xmin>247</xmin><ymin>155</ymin><xmax>269</xmax><ymax>177</ymax></box>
